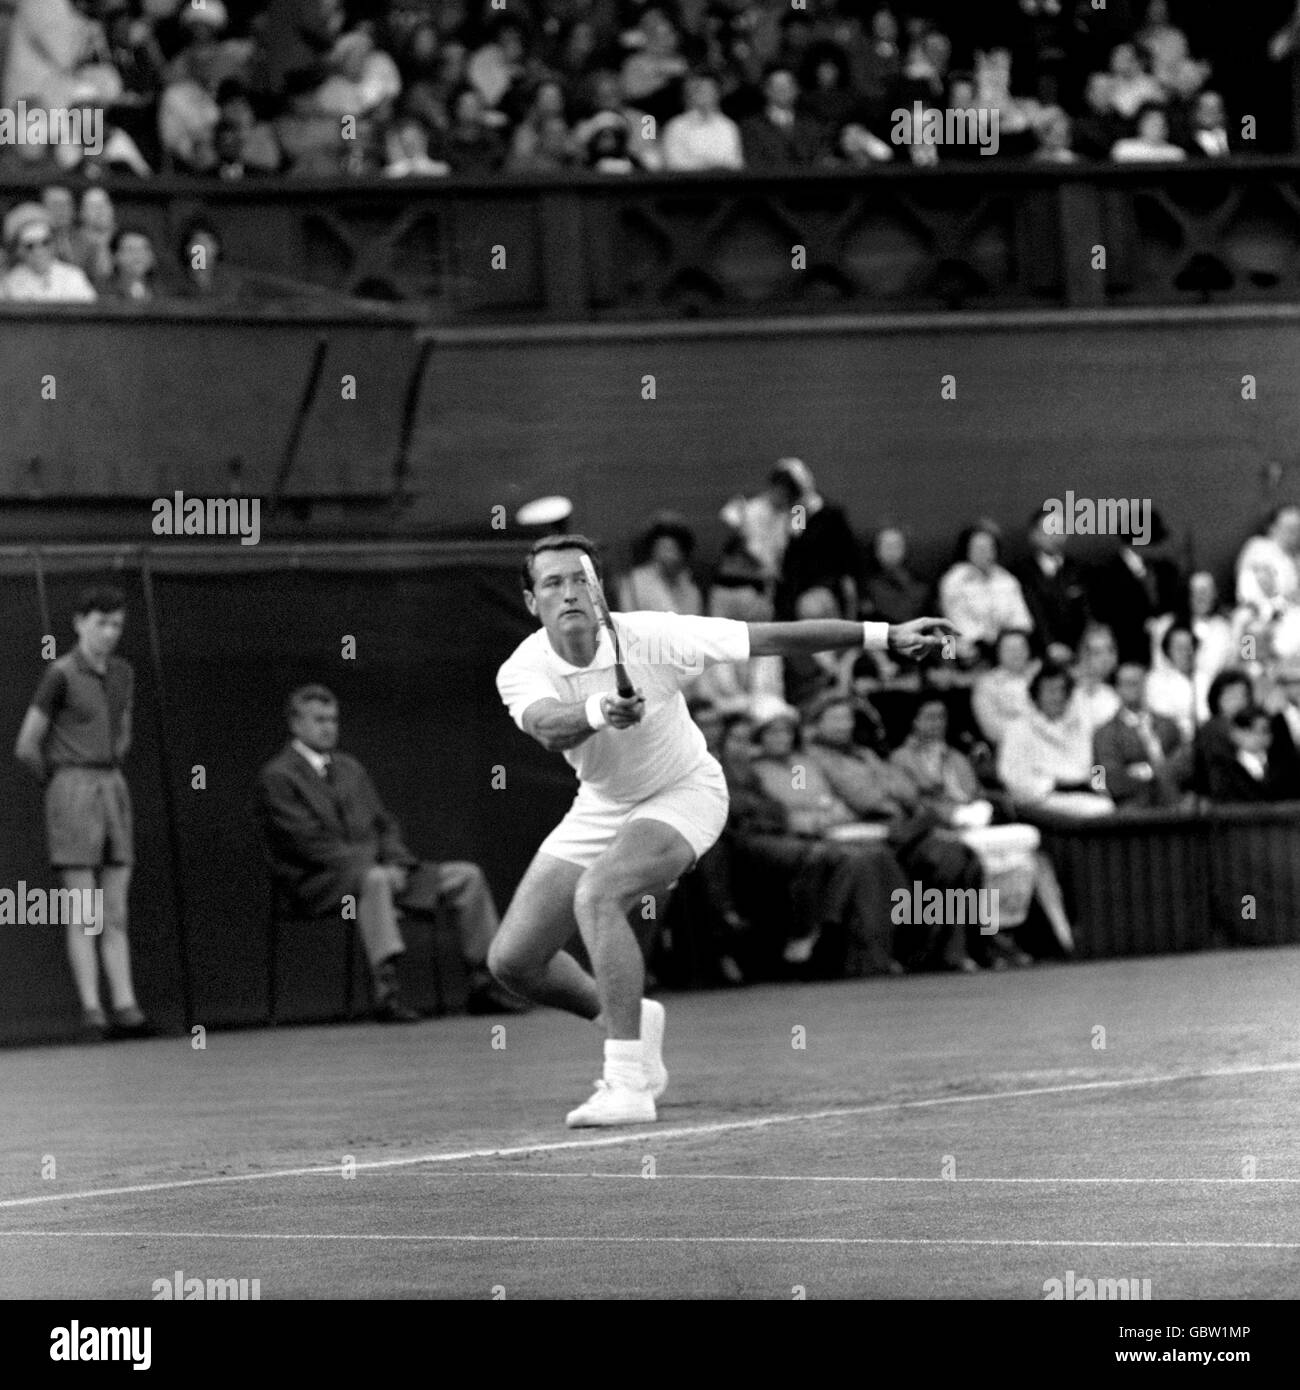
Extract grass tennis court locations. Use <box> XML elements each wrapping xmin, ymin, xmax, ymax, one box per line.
<box><xmin>2</xmin><ymin>946</ymin><xmax>1297</xmax><ymax>1300</ymax></box>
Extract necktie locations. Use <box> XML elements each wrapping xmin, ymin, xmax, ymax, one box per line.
<box><xmin>1135</xmin><ymin>714</ymin><xmax>1162</xmax><ymax>764</ymax></box>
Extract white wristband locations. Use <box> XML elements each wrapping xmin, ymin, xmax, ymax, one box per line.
<box><xmin>585</xmin><ymin>692</ymin><xmax>609</xmax><ymax>730</ymax></box>
<box><xmin>862</xmin><ymin>621</ymin><xmax>890</xmax><ymax>652</ymax></box>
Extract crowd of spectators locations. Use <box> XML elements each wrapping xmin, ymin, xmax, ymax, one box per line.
<box><xmin>614</xmin><ymin>471</ymin><xmax>1300</xmax><ymax>987</ymax></box>
<box><xmin>0</xmin><ymin>182</ymin><xmax>260</xmax><ymax>301</ymax></box>
<box><xmin>0</xmin><ymin>1</ymin><xmax>1267</xmax><ymax>191</ymax></box>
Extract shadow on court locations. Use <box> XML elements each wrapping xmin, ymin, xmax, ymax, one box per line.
<box><xmin>1</xmin><ymin>947</ymin><xmax>1298</xmax><ymax>1299</ymax></box>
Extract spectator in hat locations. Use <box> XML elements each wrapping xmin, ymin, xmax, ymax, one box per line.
<box><xmin>572</xmin><ymin>71</ymin><xmax>662</xmax><ymax>172</ymax></box>
<box><xmin>747</xmin><ymin>695</ymin><xmax>908</xmax><ymax>975</ymax></box>
<box><xmin>1</xmin><ymin>203</ymin><xmax>96</xmax><ymax>302</ymax></box>
<box><xmin>616</xmin><ymin>513</ymin><xmax>703</xmax><ymax>615</ymax></box>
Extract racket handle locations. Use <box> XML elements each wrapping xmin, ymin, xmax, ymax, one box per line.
<box><xmin>614</xmin><ymin>665</ymin><xmax>635</xmax><ymax>699</ymax></box>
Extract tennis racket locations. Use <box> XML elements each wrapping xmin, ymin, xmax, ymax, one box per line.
<box><xmin>579</xmin><ymin>552</ymin><xmax>635</xmax><ymax>698</ymax></box>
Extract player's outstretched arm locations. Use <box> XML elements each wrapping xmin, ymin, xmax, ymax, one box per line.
<box><xmin>747</xmin><ymin>617</ymin><xmax>958</xmax><ymax>662</ymax></box>
<box><xmin>522</xmin><ymin>694</ymin><xmax>645</xmax><ymax>752</ymax></box>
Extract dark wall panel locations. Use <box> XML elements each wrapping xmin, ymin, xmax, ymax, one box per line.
<box><xmin>0</xmin><ymin>558</ymin><xmax>570</xmax><ymax>1043</ymax></box>
<box><xmin>414</xmin><ymin>318</ymin><xmax>1296</xmax><ymax>582</ymax></box>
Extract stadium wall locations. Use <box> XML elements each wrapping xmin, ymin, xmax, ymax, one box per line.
<box><xmin>3</xmin><ymin>309</ymin><xmax>1296</xmax><ymax>587</ymax></box>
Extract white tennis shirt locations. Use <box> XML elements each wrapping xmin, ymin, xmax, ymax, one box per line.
<box><xmin>497</xmin><ymin>611</ymin><xmax>750</xmax><ymax>804</ymax></box>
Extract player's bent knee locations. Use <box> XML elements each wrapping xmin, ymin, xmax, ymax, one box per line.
<box><xmin>573</xmin><ymin>867</ymin><xmax>633</xmax><ymax>924</ymax></box>
<box><xmin>486</xmin><ymin>938</ymin><xmax>533</xmax><ymax>990</ymax></box>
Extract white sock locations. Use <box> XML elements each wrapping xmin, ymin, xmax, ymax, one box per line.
<box><xmin>604</xmin><ymin>1038</ymin><xmax>646</xmax><ymax>1090</ymax></box>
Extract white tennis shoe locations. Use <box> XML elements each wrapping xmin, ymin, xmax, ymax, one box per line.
<box><xmin>641</xmin><ymin>998</ymin><xmax>668</xmax><ymax>1100</ymax></box>
<box><xmin>565</xmin><ymin>1078</ymin><xmax>656</xmax><ymax>1128</ymax></box>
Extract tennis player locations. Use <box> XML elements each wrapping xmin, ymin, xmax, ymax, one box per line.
<box><xmin>493</xmin><ymin>534</ymin><xmax>957</xmax><ymax>1127</ymax></box>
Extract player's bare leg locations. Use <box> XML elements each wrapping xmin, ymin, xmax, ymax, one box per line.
<box><xmin>488</xmin><ymin>852</ymin><xmax>601</xmax><ymax>1018</ymax></box>
<box><xmin>566</xmin><ymin>817</ymin><xmax>693</xmax><ymax>1127</ymax></box>
<box><xmin>61</xmin><ymin>869</ymin><xmax>102</xmax><ymax>1020</ymax></box>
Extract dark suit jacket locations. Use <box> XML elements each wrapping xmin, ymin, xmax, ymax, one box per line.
<box><xmin>1093</xmin><ymin>710</ymin><xmax>1188</xmax><ymax>806</ymax></box>
<box><xmin>1195</xmin><ymin>714</ymin><xmax>1300</xmax><ymax>797</ymax></box>
<box><xmin>1013</xmin><ymin>553</ymin><xmax>1091</xmax><ymax>653</ymax></box>
<box><xmin>740</xmin><ymin>112</ymin><xmax>826</xmax><ymax>170</ymax></box>
<box><xmin>1088</xmin><ymin>551</ymin><xmax>1183</xmax><ymax>666</ymax></box>
<box><xmin>1204</xmin><ymin>747</ymin><xmax>1294</xmax><ymax>803</ymax></box>
<box><xmin>256</xmin><ymin>743</ymin><xmax>417</xmax><ymax>916</ymax></box>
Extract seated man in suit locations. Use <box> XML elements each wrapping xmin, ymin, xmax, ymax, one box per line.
<box><xmin>1093</xmin><ymin>663</ymin><xmax>1191</xmax><ymax>808</ymax></box>
<box><xmin>257</xmin><ymin>684</ymin><xmax>524</xmax><ymax>1021</ymax></box>
<box><xmin>1205</xmin><ymin>704</ymin><xmax>1300</xmax><ymax>803</ymax></box>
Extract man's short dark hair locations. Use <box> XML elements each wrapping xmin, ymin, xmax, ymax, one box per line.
<box><xmin>285</xmin><ymin>684</ymin><xmax>338</xmax><ymax>721</ymax></box>
<box><xmin>521</xmin><ymin>533</ymin><xmax>602</xmax><ymax>593</ymax></box>
<box><xmin>1159</xmin><ymin>623</ymin><xmax>1197</xmax><ymax>660</ymax></box>
<box><xmin>1029</xmin><ymin>662</ymin><xmax>1073</xmax><ymax>705</ymax></box>
<box><xmin>1207</xmin><ymin>669</ymin><xmax>1252</xmax><ymax>717</ymax></box>
<box><xmin>74</xmin><ymin>585</ymin><xmax>126</xmax><ymax>617</ymax></box>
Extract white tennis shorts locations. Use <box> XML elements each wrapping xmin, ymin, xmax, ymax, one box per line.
<box><xmin>539</xmin><ymin>759</ymin><xmax>729</xmax><ymax>870</ymax></box>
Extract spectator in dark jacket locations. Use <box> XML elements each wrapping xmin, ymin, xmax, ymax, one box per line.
<box><xmin>1088</xmin><ymin>512</ymin><xmax>1183</xmax><ymax>667</ymax></box>
<box><xmin>1014</xmin><ymin>506</ymin><xmax>1091</xmax><ymax>662</ymax></box>
<box><xmin>1205</xmin><ymin>705</ymin><xmax>1300</xmax><ymax>802</ymax></box>
<box><xmin>1193</xmin><ymin>669</ymin><xmax>1254</xmax><ymax>794</ymax></box>
<box><xmin>1093</xmin><ymin>663</ymin><xmax>1191</xmax><ymax>807</ymax></box>
<box><xmin>740</xmin><ymin>65</ymin><xmax>826</xmax><ymax>170</ymax></box>
<box><xmin>256</xmin><ymin>684</ymin><xmax>521</xmax><ymax>1020</ymax></box>
<box><xmin>772</xmin><ymin>458</ymin><xmax>861</xmax><ymax>620</ymax></box>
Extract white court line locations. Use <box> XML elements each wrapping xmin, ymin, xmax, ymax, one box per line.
<box><xmin>1</xmin><ymin>1230</ymin><xmax>1298</xmax><ymax>1251</ymax></box>
<box><xmin>290</xmin><ymin>1171</ymin><xmax>1300</xmax><ymax>1185</ymax></box>
<box><xmin>1</xmin><ymin>1059</ymin><xmax>1297</xmax><ymax>1215</ymax></box>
